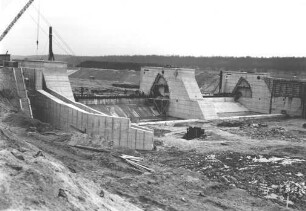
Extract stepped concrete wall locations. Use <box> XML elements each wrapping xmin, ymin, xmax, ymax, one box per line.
<box><xmin>17</xmin><ymin>60</ymin><xmax>153</xmax><ymax>150</ymax></box>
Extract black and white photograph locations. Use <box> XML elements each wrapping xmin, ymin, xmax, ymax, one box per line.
<box><xmin>1</xmin><ymin>0</ymin><xmax>306</xmax><ymax>210</ymax></box>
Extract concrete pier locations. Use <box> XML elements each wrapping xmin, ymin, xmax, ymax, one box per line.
<box><xmin>139</xmin><ymin>67</ymin><xmax>249</xmax><ymax>120</ymax></box>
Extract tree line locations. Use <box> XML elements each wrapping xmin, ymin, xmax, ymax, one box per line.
<box><xmin>71</xmin><ymin>55</ymin><xmax>306</xmax><ymax>72</ymax></box>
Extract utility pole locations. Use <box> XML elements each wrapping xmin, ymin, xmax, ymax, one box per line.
<box><xmin>48</xmin><ymin>26</ymin><xmax>55</xmax><ymax>61</ymax></box>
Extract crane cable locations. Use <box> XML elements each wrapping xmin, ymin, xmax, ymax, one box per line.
<box><xmin>36</xmin><ymin>0</ymin><xmax>40</xmax><ymax>55</ymax></box>
<box><xmin>30</xmin><ymin>4</ymin><xmax>75</xmax><ymax>56</ymax></box>
<box><xmin>27</xmin><ymin>12</ymin><xmax>71</xmax><ymax>55</ymax></box>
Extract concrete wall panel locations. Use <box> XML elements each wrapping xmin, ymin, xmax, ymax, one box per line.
<box><xmin>18</xmin><ymin>60</ymin><xmax>153</xmax><ymax>150</ymax></box>
<box><xmin>128</xmin><ymin>128</ymin><xmax>136</xmax><ymax>149</ymax></box>
<box><xmin>271</xmin><ymin>97</ymin><xmax>302</xmax><ymax>116</ymax></box>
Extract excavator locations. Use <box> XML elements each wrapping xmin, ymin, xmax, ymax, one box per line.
<box><xmin>0</xmin><ymin>0</ymin><xmax>35</xmax><ymax>42</ymax></box>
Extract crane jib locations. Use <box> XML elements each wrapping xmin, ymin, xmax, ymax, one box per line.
<box><xmin>0</xmin><ymin>0</ymin><xmax>35</xmax><ymax>42</ymax></box>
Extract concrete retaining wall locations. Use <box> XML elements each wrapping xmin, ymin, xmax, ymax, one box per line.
<box><xmin>31</xmin><ymin>90</ymin><xmax>153</xmax><ymax>150</ymax></box>
<box><xmin>16</xmin><ymin>60</ymin><xmax>74</xmax><ymax>101</ymax></box>
<box><xmin>17</xmin><ymin>60</ymin><xmax>154</xmax><ymax>150</ymax></box>
<box><xmin>0</xmin><ymin>67</ymin><xmax>32</xmax><ymax>117</ymax></box>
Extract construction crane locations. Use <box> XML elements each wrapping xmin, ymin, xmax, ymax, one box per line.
<box><xmin>0</xmin><ymin>0</ymin><xmax>35</xmax><ymax>42</ymax></box>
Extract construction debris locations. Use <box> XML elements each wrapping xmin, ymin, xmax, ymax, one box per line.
<box><xmin>119</xmin><ymin>154</ymin><xmax>154</xmax><ymax>173</ymax></box>
<box><xmin>71</xmin><ymin>145</ymin><xmax>110</xmax><ymax>153</ymax></box>
<box><xmin>280</xmin><ymin>181</ymin><xmax>306</xmax><ymax>208</ymax></box>
<box><xmin>99</xmin><ymin>190</ymin><xmax>105</xmax><ymax>198</ymax></box>
<box><xmin>33</xmin><ymin>150</ymin><xmax>44</xmax><ymax>158</ymax></box>
<box><xmin>58</xmin><ymin>188</ymin><xmax>68</xmax><ymax>200</ymax></box>
<box><xmin>71</xmin><ymin>145</ymin><xmax>153</xmax><ymax>173</ymax></box>
<box><xmin>220</xmin><ymin>122</ymin><xmax>302</xmax><ymax>141</ymax></box>
<box><xmin>11</xmin><ymin>151</ymin><xmax>25</xmax><ymax>161</ymax></box>
<box><xmin>157</xmin><ymin>150</ymin><xmax>306</xmax><ymax>208</ymax></box>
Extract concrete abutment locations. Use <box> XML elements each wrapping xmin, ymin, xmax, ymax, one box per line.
<box><xmin>4</xmin><ymin>60</ymin><xmax>154</xmax><ymax>150</ymax></box>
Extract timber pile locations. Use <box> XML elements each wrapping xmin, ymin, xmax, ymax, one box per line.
<box><xmin>71</xmin><ymin>145</ymin><xmax>154</xmax><ymax>173</ymax></box>
<box><xmin>119</xmin><ymin>154</ymin><xmax>155</xmax><ymax>173</ymax></box>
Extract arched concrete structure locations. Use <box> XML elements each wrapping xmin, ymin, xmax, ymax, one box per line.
<box><xmin>221</xmin><ymin>71</ymin><xmax>271</xmax><ymax>114</ymax></box>
<box><xmin>232</xmin><ymin>77</ymin><xmax>253</xmax><ymax>99</ymax></box>
<box><xmin>140</xmin><ymin>67</ymin><xmax>219</xmax><ymax>120</ymax></box>
<box><xmin>150</xmin><ymin>73</ymin><xmax>170</xmax><ymax>97</ymax></box>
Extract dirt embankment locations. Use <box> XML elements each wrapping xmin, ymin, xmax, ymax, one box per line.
<box><xmin>0</xmin><ymin>93</ymin><xmax>305</xmax><ymax>210</ymax></box>
<box><xmin>0</xmin><ymin>111</ymin><xmax>288</xmax><ymax>211</ymax></box>
<box><xmin>0</xmin><ymin>111</ymin><xmax>141</xmax><ymax>210</ymax></box>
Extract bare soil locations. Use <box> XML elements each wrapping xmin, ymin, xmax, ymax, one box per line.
<box><xmin>1</xmin><ymin>93</ymin><xmax>306</xmax><ymax>210</ymax></box>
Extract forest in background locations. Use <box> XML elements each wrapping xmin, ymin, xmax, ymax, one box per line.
<box><xmin>13</xmin><ymin>55</ymin><xmax>306</xmax><ymax>72</ymax></box>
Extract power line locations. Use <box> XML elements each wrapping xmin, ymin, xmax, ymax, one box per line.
<box><xmin>36</xmin><ymin>0</ymin><xmax>40</xmax><ymax>54</ymax></box>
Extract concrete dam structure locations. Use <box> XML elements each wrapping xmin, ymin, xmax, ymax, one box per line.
<box><xmin>221</xmin><ymin>71</ymin><xmax>306</xmax><ymax>118</ymax></box>
<box><xmin>76</xmin><ymin>67</ymin><xmax>254</xmax><ymax>122</ymax></box>
<box><xmin>139</xmin><ymin>67</ymin><xmax>249</xmax><ymax>120</ymax></box>
<box><xmin>1</xmin><ymin>61</ymin><xmax>302</xmax><ymax>152</ymax></box>
<box><xmin>0</xmin><ymin>60</ymin><xmax>154</xmax><ymax>150</ymax></box>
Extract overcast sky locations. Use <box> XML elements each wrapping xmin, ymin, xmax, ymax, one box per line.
<box><xmin>1</xmin><ymin>0</ymin><xmax>306</xmax><ymax>57</ymax></box>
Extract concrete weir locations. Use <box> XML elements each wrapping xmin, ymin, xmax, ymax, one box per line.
<box><xmin>10</xmin><ymin>60</ymin><xmax>154</xmax><ymax>150</ymax></box>
<box><xmin>77</xmin><ymin>98</ymin><xmax>160</xmax><ymax>122</ymax></box>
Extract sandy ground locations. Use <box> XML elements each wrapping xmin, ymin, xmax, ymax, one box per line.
<box><xmin>2</xmin><ymin>105</ymin><xmax>306</xmax><ymax>210</ymax></box>
<box><xmin>0</xmin><ymin>80</ymin><xmax>305</xmax><ymax>210</ymax></box>
<box><xmin>0</xmin><ymin>112</ymin><xmax>141</xmax><ymax>210</ymax></box>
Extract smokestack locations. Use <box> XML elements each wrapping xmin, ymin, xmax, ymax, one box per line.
<box><xmin>48</xmin><ymin>26</ymin><xmax>55</xmax><ymax>61</ymax></box>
